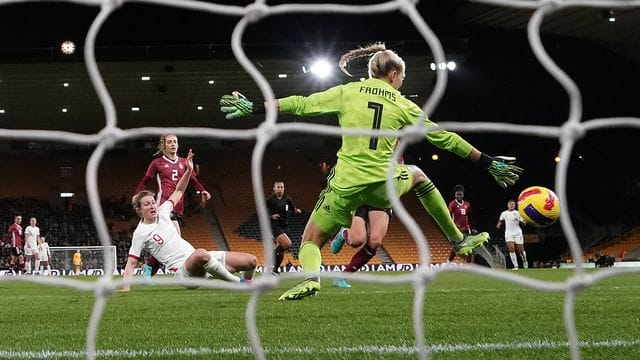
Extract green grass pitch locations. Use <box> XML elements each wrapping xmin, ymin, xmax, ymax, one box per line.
<box><xmin>1</xmin><ymin>269</ymin><xmax>639</xmax><ymax>359</ymax></box>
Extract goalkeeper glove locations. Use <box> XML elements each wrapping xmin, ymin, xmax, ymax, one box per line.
<box><xmin>219</xmin><ymin>91</ymin><xmax>265</xmax><ymax>120</ymax></box>
<box><xmin>478</xmin><ymin>154</ymin><xmax>523</xmax><ymax>188</ymax></box>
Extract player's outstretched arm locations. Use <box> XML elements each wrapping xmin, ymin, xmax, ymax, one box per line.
<box><xmin>119</xmin><ymin>257</ymin><xmax>138</xmax><ymax>292</ymax></box>
<box><xmin>219</xmin><ymin>91</ymin><xmax>266</xmax><ymax>119</ymax></box>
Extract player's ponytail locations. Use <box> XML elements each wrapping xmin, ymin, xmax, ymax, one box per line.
<box><xmin>153</xmin><ymin>134</ymin><xmax>170</xmax><ymax>157</ymax></box>
<box><xmin>338</xmin><ymin>42</ymin><xmax>386</xmax><ymax>77</ymax></box>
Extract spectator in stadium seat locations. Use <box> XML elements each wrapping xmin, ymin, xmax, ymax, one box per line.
<box><xmin>266</xmin><ymin>181</ymin><xmax>302</xmax><ymax>275</ymax></box>
<box><xmin>134</xmin><ymin>134</ymin><xmax>212</xmax><ymax>279</ymax></box>
<box><xmin>329</xmin><ymin>205</ymin><xmax>392</xmax><ymax>288</ymax></box>
<box><xmin>220</xmin><ymin>42</ymin><xmax>522</xmax><ymax>300</ymax></box>
<box><xmin>121</xmin><ymin>150</ymin><xmax>256</xmax><ymax>292</ymax></box>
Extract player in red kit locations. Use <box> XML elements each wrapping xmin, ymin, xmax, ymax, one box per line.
<box><xmin>134</xmin><ymin>134</ymin><xmax>212</xmax><ymax>278</ymax></box>
<box><xmin>6</xmin><ymin>215</ymin><xmax>25</xmax><ymax>273</ymax></box>
<box><xmin>447</xmin><ymin>185</ymin><xmax>475</xmax><ymax>262</ymax></box>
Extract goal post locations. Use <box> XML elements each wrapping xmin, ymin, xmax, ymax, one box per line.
<box><xmin>49</xmin><ymin>246</ymin><xmax>117</xmax><ymax>276</ymax></box>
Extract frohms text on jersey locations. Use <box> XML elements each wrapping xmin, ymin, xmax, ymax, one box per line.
<box><xmin>359</xmin><ymin>86</ymin><xmax>397</xmax><ymax>102</ymax></box>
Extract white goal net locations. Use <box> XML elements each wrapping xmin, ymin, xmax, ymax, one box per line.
<box><xmin>0</xmin><ymin>1</ymin><xmax>639</xmax><ymax>360</ymax></box>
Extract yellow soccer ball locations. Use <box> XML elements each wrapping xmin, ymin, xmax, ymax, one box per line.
<box><xmin>517</xmin><ymin>186</ymin><xmax>560</xmax><ymax>227</ymax></box>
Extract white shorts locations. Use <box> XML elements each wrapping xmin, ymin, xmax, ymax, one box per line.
<box><xmin>175</xmin><ymin>251</ymin><xmax>227</xmax><ymax>288</ymax></box>
<box><xmin>40</xmin><ymin>255</ymin><xmax>49</xmax><ymax>262</ymax></box>
<box><xmin>24</xmin><ymin>243</ymin><xmax>39</xmax><ymax>256</ymax></box>
<box><xmin>505</xmin><ymin>232</ymin><xmax>524</xmax><ymax>245</ymax></box>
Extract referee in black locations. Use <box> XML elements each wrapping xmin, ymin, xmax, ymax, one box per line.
<box><xmin>266</xmin><ymin>181</ymin><xmax>301</xmax><ymax>275</ymax></box>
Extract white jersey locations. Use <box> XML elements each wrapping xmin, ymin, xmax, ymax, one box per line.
<box><xmin>499</xmin><ymin>210</ymin><xmax>524</xmax><ymax>235</ymax></box>
<box><xmin>129</xmin><ymin>201</ymin><xmax>195</xmax><ymax>270</ymax></box>
<box><xmin>39</xmin><ymin>242</ymin><xmax>51</xmax><ymax>261</ymax></box>
<box><xmin>24</xmin><ymin>225</ymin><xmax>40</xmax><ymax>248</ymax></box>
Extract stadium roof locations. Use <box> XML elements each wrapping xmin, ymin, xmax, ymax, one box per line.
<box><xmin>0</xmin><ymin>1</ymin><xmax>637</xmax><ymax>134</ymax></box>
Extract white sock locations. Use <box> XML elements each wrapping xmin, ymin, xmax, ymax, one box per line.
<box><xmin>520</xmin><ymin>251</ymin><xmax>527</xmax><ymax>262</ymax></box>
<box><xmin>34</xmin><ymin>260</ymin><xmax>40</xmax><ymax>274</ymax></box>
<box><xmin>25</xmin><ymin>262</ymin><xmax>31</xmax><ymax>274</ymax></box>
<box><xmin>203</xmin><ymin>257</ymin><xmax>240</xmax><ymax>282</ymax></box>
<box><xmin>509</xmin><ymin>252</ymin><xmax>519</xmax><ymax>269</ymax></box>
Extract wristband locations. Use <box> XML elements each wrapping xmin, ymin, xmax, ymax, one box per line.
<box><xmin>253</xmin><ymin>102</ymin><xmax>265</xmax><ymax>114</ymax></box>
<box><xmin>477</xmin><ymin>153</ymin><xmax>493</xmax><ymax>169</ymax></box>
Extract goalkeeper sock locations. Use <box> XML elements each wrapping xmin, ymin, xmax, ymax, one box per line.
<box><xmin>509</xmin><ymin>252</ymin><xmax>519</xmax><ymax>269</ymax></box>
<box><xmin>414</xmin><ymin>181</ymin><xmax>464</xmax><ymax>243</ymax></box>
<box><xmin>203</xmin><ymin>256</ymin><xmax>240</xmax><ymax>282</ymax></box>
<box><xmin>299</xmin><ymin>242</ymin><xmax>321</xmax><ymax>280</ymax></box>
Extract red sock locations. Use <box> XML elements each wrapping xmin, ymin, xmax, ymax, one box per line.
<box><xmin>343</xmin><ymin>229</ymin><xmax>351</xmax><ymax>246</ymax></box>
<box><xmin>147</xmin><ymin>256</ymin><xmax>161</xmax><ymax>275</ymax></box>
<box><xmin>448</xmin><ymin>248</ymin><xmax>456</xmax><ymax>262</ymax></box>
<box><xmin>345</xmin><ymin>245</ymin><xmax>376</xmax><ymax>273</ymax></box>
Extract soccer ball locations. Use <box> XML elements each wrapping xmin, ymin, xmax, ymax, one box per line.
<box><xmin>517</xmin><ymin>186</ymin><xmax>560</xmax><ymax>227</ymax></box>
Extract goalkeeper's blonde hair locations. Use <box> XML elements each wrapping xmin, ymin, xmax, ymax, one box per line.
<box><xmin>338</xmin><ymin>42</ymin><xmax>405</xmax><ymax>79</ymax></box>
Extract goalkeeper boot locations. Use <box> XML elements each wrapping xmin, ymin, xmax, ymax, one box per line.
<box><xmin>330</xmin><ymin>228</ymin><xmax>348</xmax><ymax>254</ymax></box>
<box><xmin>142</xmin><ymin>264</ymin><xmax>153</xmax><ymax>280</ymax></box>
<box><xmin>333</xmin><ymin>278</ymin><xmax>351</xmax><ymax>288</ymax></box>
<box><xmin>278</xmin><ymin>279</ymin><xmax>321</xmax><ymax>301</ymax></box>
<box><xmin>454</xmin><ymin>232</ymin><xmax>489</xmax><ymax>257</ymax></box>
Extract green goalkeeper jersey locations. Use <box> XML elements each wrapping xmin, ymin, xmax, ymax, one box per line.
<box><xmin>278</xmin><ymin>77</ymin><xmax>473</xmax><ymax>194</ymax></box>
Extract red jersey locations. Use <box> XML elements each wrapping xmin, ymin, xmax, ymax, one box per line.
<box><xmin>135</xmin><ymin>155</ymin><xmax>206</xmax><ymax>215</ymax></box>
<box><xmin>448</xmin><ymin>200</ymin><xmax>472</xmax><ymax>232</ymax></box>
<box><xmin>7</xmin><ymin>223</ymin><xmax>23</xmax><ymax>248</ymax></box>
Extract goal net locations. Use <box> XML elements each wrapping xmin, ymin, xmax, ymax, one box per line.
<box><xmin>48</xmin><ymin>246</ymin><xmax>117</xmax><ymax>276</ymax></box>
<box><xmin>0</xmin><ymin>0</ymin><xmax>639</xmax><ymax>360</ymax></box>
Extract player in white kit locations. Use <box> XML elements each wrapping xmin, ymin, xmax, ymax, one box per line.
<box><xmin>121</xmin><ymin>149</ymin><xmax>256</xmax><ymax>291</ymax></box>
<box><xmin>38</xmin><ymin>236</ymin><xmax>52</xmax><ymax>275</ymax></box>
<box><xmin>24</xmin><ymin>217</ymin><xmax>41</xmax><ymax>275</ymax></box>
<box><xmin>497</xmin><ymin>199</ymin><xmax>528</xmax><ymax>269</ymax></box>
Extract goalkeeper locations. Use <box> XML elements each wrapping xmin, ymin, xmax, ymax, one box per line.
<box><xmin>220</xmin><ymin>42</ymin><xmax>523</xmax><ymax>300</ymax></box>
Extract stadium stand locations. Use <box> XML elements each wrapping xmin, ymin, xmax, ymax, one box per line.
<box><xmin>585</xmin><ymin>227</ymin><xmax>640</xmax><ymax>261</ymax></box>
<box><xmin>381</xmin><ymin>194</ymin><xmax>452</xmax><ymax>264</ymax></box>
<box><xmin>0</xmin><ymin>155</ymin><xmax>51</xmax><ymax>199</ymax></box>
